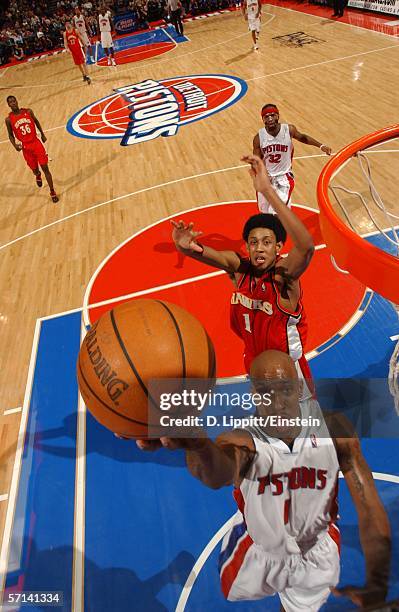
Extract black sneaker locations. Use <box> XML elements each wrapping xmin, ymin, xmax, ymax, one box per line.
<box><xmin>50</xmin><ymin>190</ymin><xmax>59</xmax><ymax>203</ymax></box>
<box><xmin>36</xmin><ymin>174</ymin><xmax>43</xmax><ymax>187</ymax></box>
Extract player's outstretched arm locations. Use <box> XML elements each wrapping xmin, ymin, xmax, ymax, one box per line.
<box><xmin>289</xmin><ymin>124</ymin><xmax>332</xmax><ymax>155</ymax></box>
<box><xmin>5</xmin><ymin>118</ymin><xmax>21</xmax><ymax>151</ymax></box>
<box><xmin>138</xmin><ymin>431</ymin><xmax>256</xmax><ymax>489</ymax></box>
<box><xmin>28</xmin><ymin>109</ymin><xmax>46</xmax><ymax>142</ymax></box>
<box><xmin>242</xmin><ymin>154</ymin><xmax>314</xmax><ymax>279</ymax></box>
<box><xmin>171</xmin><ymin>220</ymin><xmax>242</xmax><ymax>273</ymax></box>
<box><xmin>253</xmin><ymin>133</ymin><xmax>262</xmax><ymax>158</ymax></box>
<box><xmin>334</xmin><ymin>436</ymin><xmax>391</xmax><ymax>609</ymax></box>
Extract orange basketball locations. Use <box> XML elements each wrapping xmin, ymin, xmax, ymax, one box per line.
<box><xmin>77</xmin><ymin>299</ymin><xmax>216</xmax><ymax>438</ymax></box>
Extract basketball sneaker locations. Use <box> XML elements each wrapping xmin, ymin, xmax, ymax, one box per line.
<box><xmin>254</xmin><ymin>44</ymin><xmax>259</xmax><ymax>51</ymax></box>
<box><xmin>50</xmin><ymin>190</ymin><xmax>59</xmax><ymax>203</ymax></box>
<box><xmin>111</xmin><ymin>58</ymin><xmax>116</xmax><ymax>66</ymax></box>
<box><xmin>107</xmin><ymin>57</ymin><xmax>111</xmax><ymax>66</ymax></box>
<box><xmin>36</xmin><ymin>173</ymin><xmax>42</xmax><ymax>187</ymax></box>
<box><xmin>84</xmin><ymin>75</ymin><xmax>91</xmax><ymax>85</ymax></box>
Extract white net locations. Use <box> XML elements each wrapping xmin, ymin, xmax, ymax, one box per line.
<box><xmin>327</xmin><ymin>137</ymin><xmax>399</xmax><ymax>413</ymax></box>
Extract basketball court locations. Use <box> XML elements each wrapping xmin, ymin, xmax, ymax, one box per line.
<box><xmin>0</xmin><ymin>2</ymin><xmax>398</xmax><ymax>610</ymax></box>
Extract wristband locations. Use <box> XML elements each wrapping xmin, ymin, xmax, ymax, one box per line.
<box><xmin>320</xmin><ymin>144</ymin><xmax>327</xmax><ymax>150</ymax></box>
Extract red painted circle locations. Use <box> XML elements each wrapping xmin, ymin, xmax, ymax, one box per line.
<box><xmin>86</xmin><ymin>202</ymin><xmax>366</xmax><ymax>377</ymax></box>
<box><xmin>97</xmin><ymin>40</ymin><xmax>174</xmax><ymax>66</ymax></box>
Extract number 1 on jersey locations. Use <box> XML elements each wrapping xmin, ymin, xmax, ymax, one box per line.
<box><xmin>243</xmin><ymin>313</ymin><xmax>252</xmax><ymax>333</ymax></box>
<box><xmin>284</xmin><ymin>498</ymin><xmax>291</xmax><ymax>525</ymax></box>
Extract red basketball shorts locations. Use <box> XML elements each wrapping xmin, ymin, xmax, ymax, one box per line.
<box><xmin>22</xmin><ymin>139</ymin><xmax>48</xmax><ymax>170</ymax></box>
<box><xmin>71</xmin><ymin>47</ymin><xmax>85</xmax><ymax>65</ymax></box>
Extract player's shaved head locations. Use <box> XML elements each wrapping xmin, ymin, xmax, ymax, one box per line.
<box><xmin>250</xmin><ymin>350</ymin><xmax>298</xmax><ymax>381</ymax></box>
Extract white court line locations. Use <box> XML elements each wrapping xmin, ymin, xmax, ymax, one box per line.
<box><xmin>175</xmin><ymin>514</ymin><xmax>236</xmax><ymax>612</ymax></box>
<box><xmin>161</xmin><ymin>26</ymin><xmax>178</xmax><ymax>47</ymax></box>
<box><xmin>0</xmin><ymin>495</ymin><xmax>8</xmax><ymax>503</ymax></box>
<box><xmin>0</xmin><ymin>154</ymin><xmax>334</xmax><ymax>252</ymax></box>
<box><xmin>3</xmin><ymin>407</ymin><xmax>22</xmax><ymax>416</ymax></box>
<box><xmin>247</xmin><ymin>42</ymin><xmax>399</xmax><ymax>84</ymax></box>
<box><xmin>0</xmin><ymin>318</ymin><xmax>41</xmax><ymax>599</ymax></box>
<box><xmin>72</xmin><ymin>321</ymin><xmax>87</xmax><ymax>612</ymax></box>
<box><xmin>0</xmin><ymin>67</ymin><xmax>9</xmax><ymax>78</ymax></box>
<box><xmin>391</xmin><ymin>334</ymin><xmax>399</xmax><ymax>341</ymax></box>
<box><xmin>176</xmin><ymin>470</ymin><xmax>399</xmax><ymax>611</ymax></box>
<box><xmin>3</xmin><ymin>142</ymin><xmax>397</xmax><ymax>252</ymax></box>
<box><xmin>0</xmin><ymin>33</ymin><xmax>397</xmax><ymax>134</ymax></box>
<box><xmin>0</xmin><ymin>39</ymin><xmax>397</xmax><ymax>138</ymax></box>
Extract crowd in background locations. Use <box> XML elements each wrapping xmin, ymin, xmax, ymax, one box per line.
<box><xmin>0</xmin><ymin>0</ymin><xmax>237</xmax><ymax>65</ymax></box>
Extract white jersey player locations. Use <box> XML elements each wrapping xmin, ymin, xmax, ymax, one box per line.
<box><xmin>98</xmin><ymin>6</ymin><xmax>116</xmax><ymax>65</ymax></box>
<box><xmin>253</xmin><ymin>104</ymin><xmax>332</xmax><ymax>214</ymax></box>
<box><xmin>137</xmin><ymin>349</ymin><xmax>391</xmax><ymax>612</ymax></box>
<box><xmin>73</xmin><ymin>7</ymin><xmax>94</xmax><ymax>63</ymax></box>
<box><xmin>242</xmin><ymin>0</ymin><xmax>261</xmax><ymax>51</ymax></box>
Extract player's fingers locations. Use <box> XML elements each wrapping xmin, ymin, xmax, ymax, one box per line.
<box><xmin>160</xmin><ymin>437</ymin><xmax>182</xmax><ymax>450</ymax></box>
<box><xmin>192</xmin><ymin>231</ymin><xmax>203</xmax><ymax>237</ymax></box>
<box><xmin>136</xmin><ymin>439</ymin><xmax>162</xmax><ymax>451</ymax></box>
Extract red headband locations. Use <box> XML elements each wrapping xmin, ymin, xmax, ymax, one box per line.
<box><xmin>261</xmin><ymin>106</ymin><xmax>279</xmax><ymax>118</ymax></box>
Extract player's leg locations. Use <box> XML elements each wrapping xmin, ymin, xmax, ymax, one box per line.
<box><xmin>177</xmin><ymin>11</ymin><xmax>184</xmax><ymax>36</ymax></box>
<box><xmin>81</xmin><ymin>61</ymin><xmax>91</xmax><ymax>84</ymax></box>
<box><xmin>109</xmin><ymin>45</ymin><xmax>116</xmax><ymax>66</ymax></box>
<box><xmin>41</xmin><ymin>164</ymin><xmax>58</xmax><ymax>202</ymax></box>
<box><xmin>33</xmin><ymin>165</ymin><xmax>42</xmax><ymax>187</ymax></box>
<box><xmin>22</xmin><ymin>146</ymin><xmax>42</xmax><ymax>186</ymax></box>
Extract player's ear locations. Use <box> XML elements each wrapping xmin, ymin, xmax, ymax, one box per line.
<box><xmin>276</xmin><ymin>240</ymin><xmax>283</xmax><ymax>254</ymax></box>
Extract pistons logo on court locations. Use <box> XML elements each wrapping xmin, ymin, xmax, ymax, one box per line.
<box><xmin>66</xmin><ymin>74</ymin><xmax>247</xmax><ymax>146</ymax></box>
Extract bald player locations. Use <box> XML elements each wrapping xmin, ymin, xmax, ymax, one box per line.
<box><xmin>137</xmin><ymin>350</ymin><xmax>391</xmax><ymax>611</ymax></box>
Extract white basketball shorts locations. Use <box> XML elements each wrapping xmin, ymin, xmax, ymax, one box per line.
<box><xmin>79</xmin><ymin>31</ymin><xmax>91</xmax><ymax>47</ymax></box>
<box><xmin>257</xmin><ymin>172</ymin><xmax>295</xmax><ymax>214</ymax></box>
<box><xmin>101</xmin><ymin>31</ymin><xmax>113</xmax><ymax>49</ymax></box>
<box><xmin>248</xmin><ymin>17</ymin><xmax>261</xmax><ymax>32</ymax></box>
<box><xmin>219</xmin><ymin>512</ymin><xmax>340</xmax><ymax>611</ymax></box>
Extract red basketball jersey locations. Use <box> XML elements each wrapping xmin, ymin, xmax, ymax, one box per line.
<box><xmin>8</xmin><ymin>109</ymin><xmax>38</xmax><ymax>144</ymax></box>
<box><xmin>65</xmin><ymin>28</ymin><xmax>81</xmax><ymax>51</ymax></box>
<box><xmin>230</xmin><ymin>259</ymin><xmax>308</xmax><ymax>372</ymax></box>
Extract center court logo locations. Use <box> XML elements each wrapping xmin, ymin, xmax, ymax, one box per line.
<box><xmin>66</xmin><ymin>74</ymin><xmax>247</xmax><ymax>146</ymax></box>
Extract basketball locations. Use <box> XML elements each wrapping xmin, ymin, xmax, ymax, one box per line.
<box><xmin>76</xmin><ymin>299</ymin><xmax>216</xmax><ymax>438</ymax></box>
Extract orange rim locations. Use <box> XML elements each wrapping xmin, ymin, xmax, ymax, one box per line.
<box><xmin>317</xmin><ymin>124</ymin><xmax>399</xmax><ymax>304</ymax></box>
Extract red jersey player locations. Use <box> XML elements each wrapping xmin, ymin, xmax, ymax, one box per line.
<box><xmin>5</xmin><ymin>95</ymin><xmax>59</xmax><ymax>203</ymax></box>
<box><xmin>172</xmin><ymin>155</ymin><xmax>314</xmax><ymax>392</ymax></box>
<box><xmin>63</xmin><ymin>21</ymin><xmax>91</xmax><ymax>85</ymax></box>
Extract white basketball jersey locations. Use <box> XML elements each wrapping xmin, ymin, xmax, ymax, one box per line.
<box><xmin>99</xmin><ymin>11</ymin><xmax>111</xmax><ymax>32</ymax></box>
<box><xmin>73</xmin><ymin>14</ymin><xmax>87</xmax><ymax>34</ymax></box>
<box><xmin>238</xmin><ymin>398</ymin><xmax>339</xmax><ymax>557</ymax></box>
<box><xmin>259</xmin><ymin>123</ymin><xmax>293</xmax><ymax>177</ymax></box>
<box><xmin>246</xmin><ymin>0</ymin><xmax>259</xmax><ymax>18</ymax></box>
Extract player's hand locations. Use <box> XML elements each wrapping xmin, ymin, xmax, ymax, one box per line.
<box><xmin>41</xmin><ymin>135</ymin><xmax>47</xmax><ymax>143</ymax></box>
<box><xmin>136</xmin><ymin>438</ymin><xmax>207</xmax><ymax>451</ymax></box>
<box><xmin>171</xmin><ymin>220</ymin><xmax>204</xmax><ymax>252</ymax></box>
<box><xmin>15</xmin><ymin>143</ymin><xmax>22</xmax><ymax>152</ymax></box>
<box><xmin>320</xmin><ymin>144</ymin><xmax>332</xmax><ymax>155</ymax></box>
<box><xmin>241</xmin><ymin>154</ymin><xmax>272</xmax><ymax>194</ymax></box>
<box><xmin>331</xmin><ymin>584</ymin><xmax>387</xmax><ymax>609</ymax></box>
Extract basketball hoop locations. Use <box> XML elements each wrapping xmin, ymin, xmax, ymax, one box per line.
<box><xmin>317</xmin><ymin>124</ymin><xmax>399</xmax><ymax>304</ymax></box>
<box><xmin>317</xmin><ymin>125</ymin><xmax>399</xmax><ymax>414</ymax></box>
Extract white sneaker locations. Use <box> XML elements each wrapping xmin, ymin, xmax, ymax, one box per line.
<box><xmin>111</xmin><ymin>58</ymin><xmax>116</xmax><ymax>66</ymax></box>
<box><xmin>107</xmin><ymin>57</ymin><xmax>111</xmax><ymax>66</ymax></box>
<box><xmin>254</xmin><ymin>44</ymin><xmax>259</xmax><ymax>51</ymax></box>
